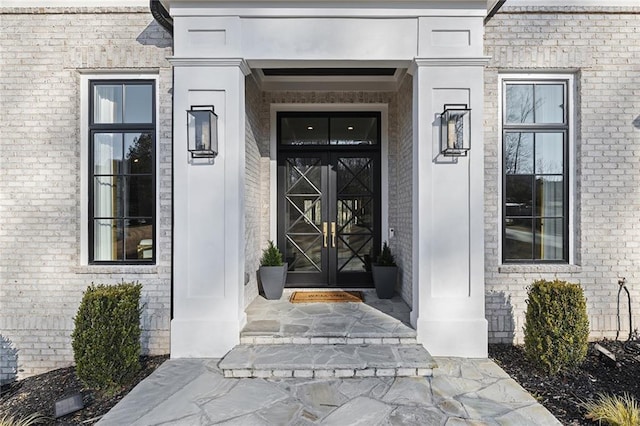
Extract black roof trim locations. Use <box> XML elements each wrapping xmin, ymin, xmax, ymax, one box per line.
<box><xmin>262</xmin><ymin>68</ymin><xmax>397</xmax><ymax>77</ymax></box>
<box><xmin>150</xmin><ymin>0</ymin><xmax>173</xmax><ymax>36</ymax></box>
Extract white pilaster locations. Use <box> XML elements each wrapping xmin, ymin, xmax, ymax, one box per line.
<box><xmin>170</xmin><ymin>59</ymin><xmax>249</xmax><ymax>358</ymax></box>
<box><xmin>411</xmin><ymin>57</ymin><xmax>489</xmax><ymax>358</ymax></box>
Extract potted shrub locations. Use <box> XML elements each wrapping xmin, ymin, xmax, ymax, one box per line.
<box><xmin>371</xmin><ymin>242</ymin><xmax>397</xmax><ymax>299</ymax></box>
<box><xmin>259</xmin><ymin>240</ymin><xmax>287</xmax><ymax>300</ymax></box>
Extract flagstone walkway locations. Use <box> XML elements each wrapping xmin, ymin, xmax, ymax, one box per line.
<box><xmin>97</xmin><ymin>356</ymin><xmax>561</xmax><ymax>425</ymax></box>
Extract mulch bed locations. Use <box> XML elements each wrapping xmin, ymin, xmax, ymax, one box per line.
<box><xmin>0</xmin><ymin>355</ymin><xmax>168</xmax><ymax>425</ymax></box>
<box><xmin>490</xmin><ymin>340</ymin><xmax>640</xmax><ymax>425</ymax></box>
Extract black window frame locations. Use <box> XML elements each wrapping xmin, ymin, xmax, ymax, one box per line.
<box><xmin>88</xmin><ymin>79</ymin><xmax>156</xmax><ymax>264</ymax></box>
<box><xmin>502</xmin><ymin>79</ymin><xmax>570</xmax><ymax>264</ymax></box>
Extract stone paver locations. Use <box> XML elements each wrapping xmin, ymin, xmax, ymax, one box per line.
<box><xmin>241</xmin><ymin>290</ymin><xmax>416</xmax><ymax>344</ymax></box>
<box><xmin>97</xmin><ymin>357</ymin><xmax>561</xmax><ymax>425</ymax></box>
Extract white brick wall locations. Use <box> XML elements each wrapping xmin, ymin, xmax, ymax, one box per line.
<box><xmin>484</xmin><ymin>5</ymin><xmax>640</xmax><ymax>343</ymax></box>
<box><xmin>0</xmin><ymin>7</ymin><xmax>173</xmax><ymax>382</ymax></box>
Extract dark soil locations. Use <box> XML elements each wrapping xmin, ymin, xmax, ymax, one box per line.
<box><xmin>0</xmin><ymin>355</ymin><xmax>168</xmax><ymax>425</ymax></box>
<box><xmin>490</xmin><ymin>340</ymin><xmax>640</xmax><ymax>425</ymax></box>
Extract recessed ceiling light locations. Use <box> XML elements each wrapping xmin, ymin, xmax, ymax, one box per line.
<box><xmin>307</xmin><ymin>126</ymin><xmax>314</xmax><ymax>130</ymax></box>
<box><xmin>347</xmin><ymin>126</ymin><xmax>354</xmax><ymax>131</ymax></box>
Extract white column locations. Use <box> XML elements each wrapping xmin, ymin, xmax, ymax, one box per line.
<box><xmin>170</xmin><ymin>59</ymin><xmax>250</xmax><ymax>358</ymax></box>
<box><xmin>411</xmin><ymin>58</ymin><xmax>488</xmax><ymax>358</ymax></box>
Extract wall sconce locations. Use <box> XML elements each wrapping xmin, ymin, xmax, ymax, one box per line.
<box><xmin>440</xmin><ymin>104</ymin><xmax>471</xmax><ymax>157</ymax></box>
<box><xmin>187</xmin><ymin>105</ymin><xmax>218</xmax><ymax>158</ymax></box>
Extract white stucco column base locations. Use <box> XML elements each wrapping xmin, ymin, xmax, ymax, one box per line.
<box><xmin>417</xmin><ymin>318</ymin><xmax>488</xmax><ymax>358</ymax></box>
<box><xmin>170</xmin><ymin>317</ymin><xmax>245</xmax><ymax>358</ymax></box>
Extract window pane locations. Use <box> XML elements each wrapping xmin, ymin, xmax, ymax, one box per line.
<box><xmin>281</xmin><ymin>117</ymin><xmax>329</xmax><ymax>145</ymax></box>
<box><xmin>535</xmin><ymin>218</ymin><xmax>564</xmax><ymax>260</ymax></box>
<box><xmin>504</xmin><ymin>218</ymin><xmax>533</xmax><ymax>260</ymax></box>
<box><xmin>535</xmin><ymin>133</ymin><xmax>564</xmax><ymax>174</ymax></box>
<box><xmin>506</xmin><ymin>84</ymin><xmax>534</xmax><ymax>124</ymax></box>
<box><xmin>124</xmin><ymin>84</ymin><xmax>153</xmax><ymax>123</ymax></box>
<box><xmin>124</xmin><ymin>133</ymin><xmax>153</xmax><ymax>174</ymax></box>
<box><xmin>505</xmin><ymin>175</ymin><xmax>533</xmax><ymax>216</ymax></box>
<box><xmin>505</xmin><ymin>132</ymin><xmax>533</xmax><ymax>174</ymax></box>
<box><xmin>94</xmin><ymin>85</ymin><xmax>123</xmax><ymax>124</ymax></box>
<box><xmin>93</xmin><ymin>219</ymin><xmax>123</xmax><ymax>261</ymax></box>
<box><xmin>125</xmin><ymin>176</ymin><xmax>153</xmax><ymax>217</ymax></box>
<box><xmin>536</xmin><ymin>176</ymin><xmax>564</xmax><ymax>217</ymax></box>
<box><xmin>94</xmin><ymin>133</ymin><xmax>123</xmax><ymax>175</ymax></box>
<box><xmin>535</xmin><ymin>84</ymin><xmax>564</xmax><ymax>124</ymax></box>
<box><xmin>330</xmin><ymin>117</ymin><xmax>378</xmax><ymax>145</ymax></box>
<box><xmin>94</xmin><ymin>176</ymin><xmax>122</xmax><ymax>218</ymax></box>
<box><xmin>125</xmin><ymin>219</ymin><xmax>153</xmax><ymax>260</ymax></box>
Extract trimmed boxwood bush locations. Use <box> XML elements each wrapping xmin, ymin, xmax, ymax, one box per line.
<box><xmin>71</xmin><ymin>282</ymin><xmax>142</xmax><ymax>391</ymax></box>
<box><xmin>524</xmin><ymin>279</ymin><xmax>589</xmax><ymax>375</ymax></box>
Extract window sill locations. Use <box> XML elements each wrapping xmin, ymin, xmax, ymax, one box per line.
<box><xmin>498</xmin><ymin>264</ymin><xmax>581</xmax><ymax>274</ymax></box>
<box><xmin>73</xmin><ymin>265</ymin><xmax>160</xmax><ymax>275</ymax></box>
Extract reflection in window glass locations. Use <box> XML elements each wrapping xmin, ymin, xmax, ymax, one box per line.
<box><xmin>505</xmin><ymin>84</ymin><xmax>534</xmax><ymax>124</ymax></box>
<box><xmin>535</xmin><ymin>133</ymin><xmax>563</xmax><ymax>174</ymax></box>
<box><xmin>281</xmin><ymin>117</ymin><xmax>329</xmax><ymax>145</ymax></box>
<box><xmin>124</xmin><ymin>84</ymin><xmax>153</xmax><ymax>123</ymax></box>
<box><xmin>124</xmin><ymin>133</ymin><xmax>153</xmax><ymax>174</ymax></box>
<box><xmin>330</xmin><ymin>117</ymin><xmax>378</xmax><ymax>145</ymax></box>
<box><xmin>505</xmin><ymin>218</ymin><xmax>533</xmax><ymax>260</ymax></box>
<box><xmin>505</xmin><ymin>132</ymin><xmax>534</xmax><ymax>174</ymax></box>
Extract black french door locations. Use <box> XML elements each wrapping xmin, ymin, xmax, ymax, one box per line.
<box><xmin>276</xmin><ymin>112</ymin><xmax>381</xmax><ymax>287</ymax></box>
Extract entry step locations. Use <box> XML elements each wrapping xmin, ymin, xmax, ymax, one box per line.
<box><xmin>219</xmin><ymin>344</ymin><xmax>436</xmax><ymax>379</ymax></box>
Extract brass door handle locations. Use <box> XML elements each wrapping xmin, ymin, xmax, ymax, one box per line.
<box><xmin>323</xmin><ymin>222</ymin><xmax>328</xmax><ymax>248</ymax></box>
<box><xmin>331</xmin><ymin>222</ymin><xmax>336</xmax><ymax>248</ymax></box>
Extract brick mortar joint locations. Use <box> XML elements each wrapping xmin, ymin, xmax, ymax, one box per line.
<box><xmin>0</xmin><ymin>7</ymin><xmax>150</xmax><ymax>14</ymax></box>
<box><xmin>499</xmin><ymin>6</ymin><xmax>640</xmax><ymax>14</ymax></box>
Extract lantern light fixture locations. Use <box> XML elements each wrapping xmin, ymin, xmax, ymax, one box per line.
<box><xmin>187</xmin><ymin>105</ymin><xmax>218</xmax><ymax>158</ymax></box>
<box><xmin>440</xmin><ymin>104</ymin><xmax>471</xmax><ymax>157</ymax></box>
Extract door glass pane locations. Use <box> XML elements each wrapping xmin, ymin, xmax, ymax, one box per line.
<box><xmin>535</xmin><ymin>218</ymin><xmax>564</xmax><ymax>260</ymax></box>
<box><xmin>281</xmin><ymin>117</ymin><xmax>329</xmax><ymax>145</ymax></box>
<box><xmin>94</xmin><ymin>85</ymin><xmax>123</xmax><ymax>124</ymax></box>
<box><xmin>124</xmin><ymin>84</ymin><xmax>153</xmax><ymax>123</ymax></box>
<box><xmin>94</xmin><ymin>176</ymin><xmax>122</xmax><ymax>218</ymax></box>
<box><xmin>284</xmin><ymin>157</ymin><xmax>323</xmax><ymax>272</ymax></box>
<box><xmin>330</xmin><ymin>117</ymin><xmax>378</xmax><ymax>145</ymax></box>
<box><xmin>535</xmin><ymin>133</ymin><xmax>564</xmax><ymax>174</ymax></box>
<box><xmin>337</xmin><ymin>158</ymin><xmax>373</xmax><ymax>195</ymax></box>
<box><xmin>536</xmin><ymin>176</ymin><xmax>563</xmax><ymax>217</ymax></box>
<box><xmin>94</xmin><ymin>133</ymin><xmax>123</xmax><ymax>175</ymax></box>
<box><xmin>535</xmin><ymin>84</ymin><xmax>564</xmax><ymax>124</ymax></box>
<box><xmin>124</xmin><ymin>133</ymin><xmax>153</xmax><ymax>174</ymax></box>
<box><xmin>505</xmin><ymin>132</ymin><xmax>533</xmax><ymax>174</ymax></box>
<box><xmin>336</xmin><ymin>157</ymin><xmax>375</xmax><ymax>273</ymax></box>
<box><xmin>504</xmin><ymin>218</ymin><xmax>533</xmax><ymax>260</ymax></box>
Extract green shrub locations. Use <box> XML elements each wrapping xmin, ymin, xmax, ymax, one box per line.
<box><xmin>260</xmin><ymin>240</ymin><xmax>283</xmax><ymax>266</ymax></box>
<box><xmin>583</xmin><ymin>393</ymin><xmax>640</xmax><ymax>426</ymax></box>
<box><xmin>71</xmin><ymin>282</ymin><xmax>142</xmax><ymax>392</ymax></box>
<box><xmin>523</xmin><ymin>279</ymin><xmax>589</xmax><ymax>374</ymax></box>
<box><xmin>376</xmin><ymin>242</ymin><xmax>396</xmax><ymax>266</ymax></box>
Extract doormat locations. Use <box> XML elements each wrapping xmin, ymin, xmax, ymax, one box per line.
<box><xmin>289</xmin><ymin>291</ymin><xmax>363</xmax><ymax>303</ymax></box>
